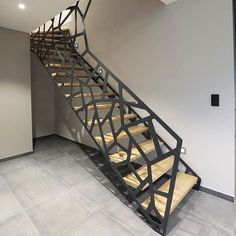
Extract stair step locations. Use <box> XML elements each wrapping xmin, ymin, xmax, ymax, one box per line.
<box><xmin>52</xmin><ymin>72</ymin><xmax>91</xmax><ymax>78</ymax></box>
<box><xmin>32</xmin><ymin>41</ymin><xmax>72</xmax><ymax>46</ymax></box>
<box><xmin>46</xmin><ymin>63</ymin><xmax>82</xmax><ymax>70</ymax></box>
<box><xmin>87</xmin><ymin>113</ymin><xmax>137</xmax><ymax>127</ymax></box>
<box><xmin>95</xmin><ymin>126</ymin><xmax>149</xmax><ymax>145</ymax></box>
<box><xmin>73</xmin><ymin>103</ymin><xmax>118</xmax><ymax>111</ymax></box>
<box><xmin>57</xmin><ymin>82</ymin><xmax>103</xmax><ymax>87</ymax></box>
<box><xmin>142</xmin><ymin>172</ymin><xmax>198</xmax><ymax>217</ymax></box>
<box><xmin>32</xmin><ymin>38</ymin><xmax>70</xmax><ymax>43</ymax></box>
<box><xmin>52</xmin><ymin>45</ymin><xmax>72</xmax><ymax>50</ymax></box>
<box><xmin>110</xmin><ymin>139</ymin><xmax>163</xmax><ymax>164</ymax></box>
<box><xmin>38</xmin><ymin>50</ymin><xmax>79</xmax><ymax>57</ymax></box>
<box><xmin>38</xmin><ymin>44</ymin><xmax>72</xmax><ymax>51</ymax></box>
<box><xmin>31</xmin><ymin>29</ymin><xmax>69</xmax><ymax>37</ymax></box>
<box><xmin>41</xmin><ymin>47</ymin><xmax>73</xmax><ymax>52</ymax></box>
<box><xmin>66</xmin><ymin>92</ymin><xmax>115</xmax><ymax>98</ymax></box>
<box><xmin>124</xmin><ymin>156</ymin><xmax>174</xmax><ymax>189</ymax></box>
<box><xmin>32</xmin><ymin>35</ymin><xmax>67</xmax><ymax>40</ymax></box>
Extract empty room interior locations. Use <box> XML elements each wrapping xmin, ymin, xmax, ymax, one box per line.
<box><xmin>0</xmin><ymin>0</ymin><xmax>236</xmax><ymax>235</ymax></box>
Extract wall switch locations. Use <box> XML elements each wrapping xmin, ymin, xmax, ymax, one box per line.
<box><xmin>211</xmin><ymin>94</ymin><xmax>219</xmax><ymax>107</ymax></box>
<box><xmin>181</xmin><ymin>147</ymin><xmax>186</xmax><ymax>155</ymax></box>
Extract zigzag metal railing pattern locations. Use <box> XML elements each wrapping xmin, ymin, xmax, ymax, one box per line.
<box><xmin>30</xmin><ymin>1</ymin><xmax>200</xmax><ymax>235</ymax></box>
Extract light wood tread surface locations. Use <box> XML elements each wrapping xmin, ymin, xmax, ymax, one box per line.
<box><xmin>33</xmin><ymin>40</ymin><xmax>71</xmax><ymax>45</ymax></box>
<box><xmin>66</xmin><ymin>92</ymin><xmax>115</xmax><ymax>98</ymax></box>
<box><xmin>123</xmin><ymin>155</ymin><xmax>174</xmax><ymax>189</ymax></box>
<box><xmin>87</xmin><ymin>113</ymin><xmax>137</xmax><ymax>127</ymax></box>
<box><xmin>52</xmin><ymin>72</ymin><xmax>94</xmax><ymax>78</ymax></box>
<box><xmin>95</xmin><ymin>126</ymin><xmax>149</xmax><ymax>145</ymax></box>
<box><xmin>32</xmin><ymin>34</ymin><xmax>68</xmax><ymax>39</ymax></box>
<box><xmin>141</xmin><ymin>172</ymin><xmax>198</xmax><ymax>217</ymax></box>
<box><xmin>32</xmin><ymin>38</ymin><xmax>70</xmax><ymax>43</ymax></box>
<box><xmin>73</xmin><ymin>103</ymin><xmax>118</xmax><ymax>111</ymax></box>
<box><xmin>31</xmin><ymin>29</ymin><xmax>69</xmax><ymax>36</ymax></box>
<box><xmin>110</xmin><ymin>139</ymin><xmax>163</xmax><ymax>164</ymax></box>
<box><xmin>47</xmin><ymin>63</ymin><xmax>82</xmax><ymax>69</ymax></box>
<box><xmin>57</xmin><ymin>82</ymin><xmax>103</xmax><ymax>87</ymax></box>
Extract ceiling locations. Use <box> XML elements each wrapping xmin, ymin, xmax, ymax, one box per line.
<box><xmin>0</xmin><ymin>0</ymin><xmax>77</xmax><ymax>33</ymax></box>
<box><xmin>0</xmin><ymin>0</ymin><xmax>178</xmax><ymax>33</ymax></box>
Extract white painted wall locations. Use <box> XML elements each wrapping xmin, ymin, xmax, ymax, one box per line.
<box><xmin>55</xmin><ymin>87</ymin><xmax>96</xmax><ymax>148</ymax></box>
<box><xmin>31</xmin><ymin>53</ymin><xmax>55</xmax><ymax>138</ymax></box>
<box><xmin>80</xmin><ymin>0</ymin><xmax>235</xmax><ymax>196</ymax></box>
<box><xmin>0</xmin><ymin>27</ymin><xmax>33</xmax><ymax>159</ymax></box>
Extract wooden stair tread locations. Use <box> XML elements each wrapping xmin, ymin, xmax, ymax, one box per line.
<box><xmin>32</xmin><ymin>29</ymin><xmax>69</xmax><ymax>34</ymax></box>
<box><xmin>32</xmin><ymin>38</ymin><xmax>70</xmax><ymax>43</ymax></box>
<box><xmin>73</xmin><ymin>103</ymin><xmax>117</xmax><ymax>111</ymax></box>
<box><xmin>95</xmin><ymin>126</ymin><xmax>149</xmax><ymax>145</ymax></box>
<box><xmin>57</xmin><ymin>82</ymin><xmax>103</xmax><ymax>87</ymax></box>
<box><xmin>47</xmin><ymin>63</ymin><xmax>82</xmax><ymax>70</ymax></box>
<box><xmin>142</xmin><ymin>172</ymin><xmax>198</xmax><ymax>217</ymax></box>
<box><xmin>52</xmin><ymin>72</ymin><xmax>90</xmax><ymax>78</ymax></box>
<box><xmin>39</xmin><ymin>50</ymin><xmax>79</xmax><ymax>57</ymax></box>
<box><xmin>110</xmin><ymin>139</ymin><xmax>162</xmax><ymax>164</ymax></box>
<box><xmin>66</xmin><ymin>92</ymin><xmax>115</xmax><ymax>98</ymax></box>
<box><xmin>123</xmin><ymin>156</ymin><xmax>174</xmax><ymax>189</ymax></box>
<box><xmin>31</xmin><ymin>33</ymin><xmax>69</xmax><ymax>40</ymax></box>
<box><xmin>32</xmin><ymin>41</ymin><xmax>71</xmax><ymax>45</ymax></box>
<box><xmin>31</xmin><ymin>29</ymin><xmax>69</xmax><ymax>37</ymax></box>
<box><xmin>32</xmin><ymin>34</ymin><xmax>67</xmax><ymax>40</ymax></box>
<box><xmin>49</xmin><ymin>45</ymin><xmax>71</xmax><ymax>50</ymax></box>
<box><xmin>41</xmin><ymin>47</ymin><xmax>73</xmax><ymax>53</ymax></box>
<box><xmin>87</xmin><ymin>113</ymin><xmax>137</xmax><ymax>126</ymax></box>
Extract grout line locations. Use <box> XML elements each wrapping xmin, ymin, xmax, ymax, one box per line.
<box><xmin>0</xmin><ymin>140</ymin><xmax>134</xmax><ymax>235</ymax></box>
<box><xmin>0</xmin><ymin>139</ymin><xmax>121</xmax><ymax>235</ymax></box>
<box><xmin>100</xmin><ymin>207</ymin><xmax>142</xmax><ymax>236</ymax></box>
<box><xmin>56</xmin><ymin>196</ymin><xmax>121</xmax><ymax>236</ymax></box>
<box><xmin>0</xmin><ymin>175</ymin><xmax>42</xmax><ymax>236</ymax></box>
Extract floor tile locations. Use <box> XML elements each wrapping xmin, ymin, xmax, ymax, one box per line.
<box><xmin>62</xmin><ymin>146</ymin><xmax>87</xmax><ymax>157</ymax></box>
<box><xmin>0</xmin><ymin>191</ymin><xmax>23</xmax><ymax>223</ymax></box>
<box><xmin>2</xmin><ymin>165</ymin><xmax>50</xmax><ymax>190</ymax></box>
<box><xmin>39</xmin><ymin>155</ymin><xmax>79</xmax><ymax>174</ymax></box>
<box><xmin>68</xmin><ymin>152</ymin><xmax>89</xmax><ymax>162</ymax></box>
<box><xmin>101</xmin><ymin>197</ymin><xmax>152</xmax><ymax>236</ymax></box>
<box><xmin>167</xmin><ymin>209</ymin><xmax>234</xmax><ymax>236</ymax></box>
<box><xmin>0</xmin><ymin>157</ymin><xmax>36</xmax><ymax>175</ymax></box>
<box><xmin>30</xmin><ymin>151</ymin><xmax>65</xmax><ymax>164</ymax></box>
<box><xmin>178</xmin><ymin>191</ymin><xmax>236</xmax><ymax>232</ymax></box>
<box><xmin>0</xmin><ymin>177</ymin><xmax>8</xmax><ymax>194</ymax></box>
<box><xmin>71</xmin><ymin>176</ymin><xmax>115</xmax><ymax>208</ymax></box>
<box><xmin>54</xmin><ymin>165</ymin><xmax>91</xmax><ymax>187</ymax></box>
<box><xmin>13</xmin><ymin>175</ymin><xmax>67</xmax><ymax>209</ymax></box>
<box><xmin>61</xmin><ymin>210</ymin><xmax>135</xmax><ymax>236</ymax></box>
<box><xmin>0</xmin><ymin>213</ymin><xmax>40</xmax><ymax>236</ymax></box>
<box><xmin>78</xmin><ymin>158</ymin><xmax>99</xmax><ymax>174</ymax></box>
<box><xmin>27</xmin><ymin>191</ymin><xmax>90</xmax><ymax>236</ymax></box>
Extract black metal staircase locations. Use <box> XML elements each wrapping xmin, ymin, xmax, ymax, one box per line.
<box><xmin>30</xmin><ymin>1</ymin><xmax>201</xmax><ymax>235</ymax></box>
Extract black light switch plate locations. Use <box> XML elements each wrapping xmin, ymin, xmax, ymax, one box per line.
<box><xmin>211</xmin><ymin>94</ymin><xmax>219</xmax><ymax>107</ymax></box>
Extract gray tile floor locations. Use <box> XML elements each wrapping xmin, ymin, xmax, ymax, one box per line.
<box><xmin>0</xmin><ymin>136</ymin><xmax>235</xmax><ymax>236</ymax></box>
